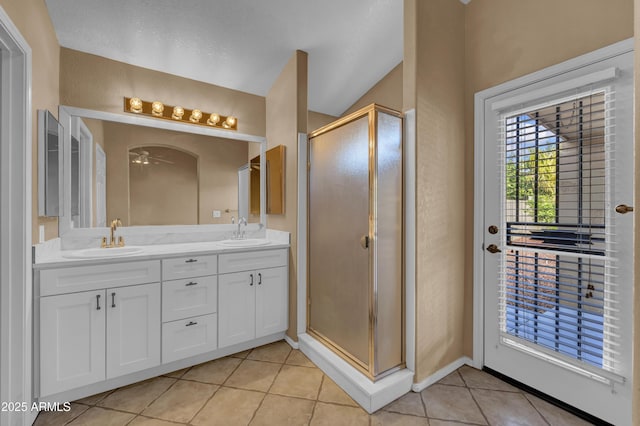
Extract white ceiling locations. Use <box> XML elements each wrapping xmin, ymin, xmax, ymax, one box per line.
<box><xmin>45</xmin><ymin>0</ymin><xmax>403</xmax><ymax>117</ymax></box>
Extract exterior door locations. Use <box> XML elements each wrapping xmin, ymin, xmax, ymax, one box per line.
<box><xmin>481</xmin><ymin>46</ymin><xmax>633</xmax><ymax>425</ymax></box>
<box><xmin>106</xmin><ymin>283</ymin><xmax>160</xmax><ymax>378</ymax></box>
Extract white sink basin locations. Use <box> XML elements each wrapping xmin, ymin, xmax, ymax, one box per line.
<box><xmin>62</xmin><ymin>246</ymin><xmax>144</xmax><ymax>259</ymax></box>
<box><xmin>218</xmin><ymin>239</ymin><xmax>271</xmax><ymax>247</ymax></box>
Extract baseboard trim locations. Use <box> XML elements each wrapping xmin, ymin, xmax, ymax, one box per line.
<box><xmin>411</xmin><ymin>356</ymin><xmax>473</xmax><ymax>392</ymax></box>
<box><xmin>284</xmin><ymin>334</ymin><xmax>299</xmax><ymax>350</ymax></box>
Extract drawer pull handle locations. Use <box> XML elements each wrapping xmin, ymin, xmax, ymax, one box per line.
<box><xmin>258</xmin><ymin>273</ymin><xmax>262</xmax><ymax>285</ymax></box>
<box><xmin>185</xmin><ymin>259</ymin><xmax>198</xmax><ymax>263</ymax></box>
<box><xmin>250</xmin><ymin>273</ymin><xmax>254</xmax><ymax>286</ymax></box>
<box><xmin>96</xmin><ymin>294</ymin><xmax>101</xmax><ymax>310</ymax></box>
<box><xmin>185</xmin><ymin>281</ymin><xmax>198</xmax><ymax>286</ymax></box>
<box><xmin>186</xmin><ymin>321</ymin><xmax>198</xmax><ymax>327</ymax></box>
<box><xmin>111</xmin><ymin>292</ymin><xmax>116</xmax><ymax>308</ymax></box>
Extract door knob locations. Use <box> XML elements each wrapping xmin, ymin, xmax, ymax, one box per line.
<box><xmin>615</xmin><ymin>204</ymin><xmax>634</xmax><ymax>214</ymax></box>
<box><xmin>360</xmin><ymin>235</ymin><xmax>370</xmax><ymax>249</ymax></box>
<box><xmin>486</xmin><ymin>244</ymin><xmax>501</xmax><ymax>254</ymax></box>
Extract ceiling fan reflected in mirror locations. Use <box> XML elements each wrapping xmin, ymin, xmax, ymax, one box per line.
<box><xmin>129</xmin><ymin>149</ymin><xmax>174</xmax><ymax>165</ymax></box>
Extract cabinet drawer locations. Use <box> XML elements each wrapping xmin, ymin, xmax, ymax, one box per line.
<box><xmin>219</xmin><ymin>249</ymin><xmax>287</xmax><ymax>274</ymax></box>
<box><xmin>162</xmin><ymin>255</ymin><xmax>217</xmax><ymax>280</ymax></box>
<box><xmin>162</xmin><ymin>314</ymin><xmax>217</xmax><ymax>363</ymax></box>
<box><xmin>162</xmin><ymin>276</ymin><xmax>217</xmax><ymax>322</ymax></box>
<box><xmin>40</xmin><ymin>260</ymin><xmax>161</xmax><ymax>296</ymax></box>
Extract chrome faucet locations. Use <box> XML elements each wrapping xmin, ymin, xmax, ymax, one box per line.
<box><xmin>235</xmin><ymin>217</ymin><xmax>247</xmax><ymax>239</ymax></box>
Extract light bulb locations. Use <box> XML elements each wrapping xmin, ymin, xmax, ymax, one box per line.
<box><xmin>151</xmin><ymin>101</ymin><xmax>164</xmax><ymax>116</ymax></box>
<box><xmin>172</xmin><ymin>106</ymin><xmax>184</xmax><ymax>120</ymax></box>
<box><xmin>225</xmin><ymin>116</ymin><xmax>236</xmax><ymax>127</ymax></box>
<box><xmin>189</xmin><ymin>109</ymin><xmax>203</xmax><ymax>123</ymax></box>
<box><xmin>129</xmin><ymin>97</ymin><xmax>143</xmax><ymax>113</ymax></box>
<box><xmin>207</xmin><ymin>113</ymin><xmax>221</xmax><ymax>126</ymax></box>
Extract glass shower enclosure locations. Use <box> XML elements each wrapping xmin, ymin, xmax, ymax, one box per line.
<box><xmin>307</xmin><ymin>104</ymin><xmax>404</xmax><ymax>380</ymax></box>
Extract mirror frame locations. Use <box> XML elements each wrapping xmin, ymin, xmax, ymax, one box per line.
<box><xmin>58</xmin><ymin>105</ymin><xmax>267</xmax><ymax>236</ymax></box>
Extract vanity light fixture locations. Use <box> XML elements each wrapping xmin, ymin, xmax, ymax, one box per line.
<box><xmin>151</xmin><ymin>101</ymin><xmax>164</xmax><ymax>116</ymax></box>
<box><xmin>129</xmin><ymin>97</ymin><xmax>143</xmax><ymax>113</ymax></box>
<box><xmin>124</xmin><ymin>97</ymin><xmax>238</xmax><ymax>131</ymax></box>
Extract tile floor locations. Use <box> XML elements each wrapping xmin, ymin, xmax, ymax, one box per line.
<box><xmin>35</xmin><ymin>340</ymin><xmax>591</xmax><ymax>425</ymax></box>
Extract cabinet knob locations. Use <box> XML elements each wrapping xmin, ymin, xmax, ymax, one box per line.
<box><xmin>186</xmin><ymin>321</ymin><xmax>198</xmax><ymax>327</ymax></box>
<box><xmin>250</xmin><ymin>274</ymin><xmax>254</xmax><ymax>286</ymax></box>
<box><xmin>111</xmin><ymin>292</ymin><xmax>116</xmax><ymax>308</ymax></box>
<box><xmin>185</xmin><ymin>281</ymin><xmax>198</xmax><ymax>286</ymax></box>
<box><xmin>185</xmin><ymin>258</ymin><xmax>198</xmax><ymax>263</ymax></box>
<box><xmin>258</xmin><ymin>273</ymin><xmax>262</xmax><ymax>285</ymax></box>
<box><xmin>96</xmin><ymin>294</ymin><xmax>101</xmax><ymax>310</ymax></box>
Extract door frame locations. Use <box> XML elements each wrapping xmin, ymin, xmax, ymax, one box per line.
<box><xmin>473</xmin><ymin>38</ymin><xmax>634</xmax><ymax>368</ymax></box>
<box><xmin>0</xmin><ymin>4</ymin><xmax>33</xmax><ymax>426</ymax></box>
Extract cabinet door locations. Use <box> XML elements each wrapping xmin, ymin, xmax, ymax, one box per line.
<box><xmin>255</xmin><ymin>266</ymin><xmax>288</xmax><ymax>338</ymax></box>
<box><xmin>40</xmin><ymin>290</ymin><xmax>106</xmax><ymax>396</ymax></box>
<box><xmin>218</xmin><ymin>271</ymin><xmax>255</xmax><ymax>347</ymax></box>
<box><xmin>106</xmin><ymin>283</ymin><xmax>161</xmax><ymax>378</ymax></box>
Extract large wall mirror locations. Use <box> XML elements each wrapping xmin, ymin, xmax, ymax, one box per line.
<box><xmin>58</xmin><ymin>106</ymin><xmax>267</xmax><ymax>235</ymax></box>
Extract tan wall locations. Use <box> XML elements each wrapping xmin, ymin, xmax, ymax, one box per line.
<box><xmin>266</xmin><ymin>50</ymin><xmax>308</xmax><ymax>340</ymax></box>
<box><xmin>464</xmin><ymin>0</ymin><xmax>634</xmax><ymax>359</ymax></box>
<box><xmin>404</xmin><ymin>0</ymin><xmax>467</xmax><ymax>382</ymax></box>
<box><xmin>0</xmin><ymin>0</ymin><xmax>61</xmax><ymax>243</ymax></box>
<box><xmin>308</xmin><ymin>110</ymin><xmax>337</xmax><ymax>133</ymax></box>
<box><xmin>102</xmin><ymin>121</ymin><xmax>249</xmax><ymax>226</ymax></box>
<box><xmin>342</xmin><ymin>62</ymin><xmax>403</xmax><ymax>116</ymax></box>
<box><xmin>60</xmin><ymin>48</ymin><xmax>266</xmax><ymax>138</ymax></box>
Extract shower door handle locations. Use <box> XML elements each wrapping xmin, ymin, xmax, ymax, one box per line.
<box><xmin>360</xmin><ymin>235</ymin><xmax>369</xmax><ymax>249</ymax></box>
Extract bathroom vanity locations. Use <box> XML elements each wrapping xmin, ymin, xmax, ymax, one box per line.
<box><xmin>33</xmin><ymin>238</ymin><xmax>289</xmax><ymax>404</ymax></box>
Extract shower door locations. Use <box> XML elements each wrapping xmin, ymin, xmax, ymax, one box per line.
<box><xmin>308</xmin><ymin>114</ymin><xmax>371</xmax><ymax>366</ymax></box>
<box><xmin>308</xmin><ymin>104</ymin><xmax>403</xmax><ymax>380</ymax></box>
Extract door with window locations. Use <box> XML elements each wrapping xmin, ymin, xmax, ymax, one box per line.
<box><xmin>481</xmin><ymin>46</ymin><xmax>633</xmax><ymax>425</ymax></box>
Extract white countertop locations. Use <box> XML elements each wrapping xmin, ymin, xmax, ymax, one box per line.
<box><xmin>33</xmin><ymin>238</ymin><xmax>290</xmax><ymax>269</ymax></box>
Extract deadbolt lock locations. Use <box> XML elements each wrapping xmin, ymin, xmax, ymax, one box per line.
<box><xmin>488</xmin><ymin>225</ymin><xmax>499</xmax><ymax>234</ymax></box>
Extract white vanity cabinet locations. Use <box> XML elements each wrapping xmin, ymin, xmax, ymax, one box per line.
<box><xmin>218</xmin><ymin>249</ymin><xmax>288</xmax><ymax>348</ymax></box>
<box><xmin>38</xmin><ymin>261</ymin><xmax>161</xmax><ymax>397</ymax></box>
<box><xmin>161</xmin><ymin>255</ymin><xmax>218</xmax><ymax>363</ymax></box>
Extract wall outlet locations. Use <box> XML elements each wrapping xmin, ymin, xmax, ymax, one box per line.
<box><xmin>213</xmin><ymin>210</ymin><xmax>221</xmax><ymax>218</ymax></box>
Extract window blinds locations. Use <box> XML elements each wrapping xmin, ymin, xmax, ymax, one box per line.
<box><xmin>497</xmin><ymin>89</ymin><xmax>621</xmax><ymax>375</ymax></box>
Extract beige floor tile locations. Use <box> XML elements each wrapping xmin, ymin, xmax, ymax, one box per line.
<box><xmin>436</xmin><ymin>371</ymin><xmax>466</xmax><ymax>387</ymax></box>
<box><xmin>421</xmin><ymin>384</ymin><xmax>487</xmax><ymax>424</ymax></box>
<box><xmin>285</xmin><ymin>350</ymin><xmax>316</xmax><ymax>368</ymax></box>
<box><xmin>310</xmin><ymin>402</ymin><xmax>369</xmax><ymax>426</ymax></box>
<box><xmin>182</xmin><ymin>356</ymin><xmax>242</xmax><ymax>384</ymax></box>
<box><xmin>142</xmin><ymin>380</ymin><xmax>217</xmax><ymax>423</ymax></box>
<box><xmin>67</xmin><ymin>407</ymin><xmax>135</xmax><ymax>425</ymax></box>
<box><xmin>383</xmin><ymin>391</ymin><xmax>426</xmax><ymax>417</ymax></box>
<box><xmin>34</xmin><ymin>402</ymin><xmax>90</xmax><ymax>426</ymax></box>
<box><xmin>250</xmin><ymin>394</ymin><xmax>315</xmax><ymax>426</ymax></box>
<box><xmin>74</xmin><ymin>389</ymin><xmax>114</xmax><ymax>406</ymax></box>
<box><xmin>525</xmin><ymin>394</ymin><xmax>592</xmax><ymax>426</ymax></box>
<box><xmin>317</xmin><ymin>376</ymin><xmax>358</xmax><ymax>406</ymax></box>
<box><xmin>247</xmin><ymin>341</ymin><xmax>292</xmax><ymax>363</ymax></box>
<box><xmin>128</xmin><ymin>415</ymin><xmax>185</xmax><ymax>425</ymax></box>
<box><xmin>471</xmin><ymin>389</ymin><xmax>547</xmax><ymax>426</ymax></box>
<box><xmin>371</xmin><ymin>411</ymin><xmax>430</xmax><ymax>426</ymax></box>
<box><xmin>270</xmin><ymin>365</ymin><xmax>323</xmax><ymax>400</ymax></box>
<box><xmin>429</xmin><ymin>420</ymin><xmax>474</xmax><ymax>426</ymax></box>
<box><xmin>231</xmin><ymin>349</ymin><xmax>252</xmax><ymax>359</ymax></box>
<box><xmin>98</xmin><ymin>377</ymin><xmax>176</xmax><ymax>413</ymax></box>
<box><xmin>192</xmin><ymin>387</ymin><xmax>265</xmax><ymax>426</ymax></box>
<box><xmin>162</xmin><ymin>367</ymin><xmax>190</xmax><ymax>379</ymax></box>
<box><xmin>225</xmin><ymin>359</ymin><xmax>282</xmax><ymax>392</ymax></box>
<box><xmin>458</xmin><ymin>366</ymin><xmax>518</xmax><ymax>392</ymax></box>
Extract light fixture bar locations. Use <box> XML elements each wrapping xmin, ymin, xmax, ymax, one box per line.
<box><xmin>124</xmin><ymin>97</ymin><xmax>238</xmax><ymax>131</ymax></box>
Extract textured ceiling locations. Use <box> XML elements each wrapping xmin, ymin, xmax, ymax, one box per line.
<box><xmin>45</xmin><ymin>0</ymin><xmax>403</xmax><ymax>117</ymax></box>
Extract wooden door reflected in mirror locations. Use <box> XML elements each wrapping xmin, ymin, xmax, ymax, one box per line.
<box><xmin>250</xmin><ymin>145</ymin><xmax>285</xmax><ymax>215</ymax></box>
